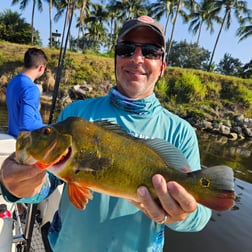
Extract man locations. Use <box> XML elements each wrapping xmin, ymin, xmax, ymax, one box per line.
<box><xmin>0</xmin><ymin>16</ymin><xmax>211</xmax><ymax>251</ymax></box>
<box><xmin>6</xmin><ymin>47</ymin><xmax>47</xmax><ymax>219</ymax></box>
<box><xmin>6</xmin><ymin>47</ymin><xmax>47</xmax><ymax>138</ymax></box>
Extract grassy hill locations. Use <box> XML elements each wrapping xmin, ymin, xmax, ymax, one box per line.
<box><xmin>1</xmin><ymin>41</ymin><xmax>252</xmax><ymax>123</ymax></box>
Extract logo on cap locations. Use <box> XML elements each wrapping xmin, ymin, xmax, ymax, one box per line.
<box><xmin>137</xmin><ymin>16</ymin><xmax>155</xmax><ymax>24</ymax></box>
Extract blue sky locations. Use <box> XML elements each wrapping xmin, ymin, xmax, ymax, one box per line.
<box><xmin>0</xmin><ymin>1</ymin><xmax>251</xmax><ymax>64</ymax></box>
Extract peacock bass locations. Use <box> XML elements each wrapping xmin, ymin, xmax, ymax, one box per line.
<box><xmin>15</xmin><ymin>116</ymin><xmax>235</xmax><ymax>211</ymax></box>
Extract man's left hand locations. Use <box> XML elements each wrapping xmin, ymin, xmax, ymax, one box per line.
<box><xmin>129</xmin><ymin>174</ymin><xmax>197</xmax><ymax>224</ymax></box>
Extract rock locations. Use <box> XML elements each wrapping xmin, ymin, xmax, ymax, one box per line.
<box><xmin>243</xmin><ymin>126</ymin><xmax>252</xmax><ymax>137</ymax></box>
<box><xmin>228</xmin><ymin>132</ymin><xmax>238</xmax><ymax>141</ymax></box>
<box><xmin>231</xmin><ymin>126</ymin><xmax>243</xmax><ymax>135</ymax></box>
<box><xmin>199</xmin><ymin>120</ymin><xmax>213</xmax><ymax>130</ymax></box>
<box><xmin>40</xmin><ymin>93</ymin><xmax>52</xmax><ymax>105</ymax></box>
<box><xmin>234</xmin><ymin>114</ymin><xmax>244</xmax><ymax>122</ymax></box>
<box><xmin>243</xmin><ymin>118</ymin><xmax>252</xmax><ymax>128</ymax></box>
<box><xmin>220</xmin><ymin>124</ymin><xmax>230</xmax><ymax>135</ymax></box>
<box><xmin>212</xmin><ymin>122</ymin><xmax>221</xmax><ymax>130</ymax></box>
<box><xmin>58</xmin><ymin>95</ymin><xmax>72</xmax><ymax>108</ymax></box>
<box><xmin>0</xmin><ymin>75</ymin><xmax>8</xmax><ymax>86</ymax></box>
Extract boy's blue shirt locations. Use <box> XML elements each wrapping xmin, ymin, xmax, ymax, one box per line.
<box><xmin>2</xmin><ymin>88</ymin><xmax>211</xmax><ymax>251</ymax></box>
<box><xmin>6</xmin><ymin>73</ymin><xmax>44</xmax><ymax>138</ymax></box>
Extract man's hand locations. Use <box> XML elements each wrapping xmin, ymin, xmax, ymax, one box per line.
<box><xmin>0</xmin><ymin>152</ymin><xmax>47</xmax><ymax>198</ymax></box>
<box><xmin>129</xmin><ymin>174</ymin><xmax>197</xmax><ymax>224</ymax></box>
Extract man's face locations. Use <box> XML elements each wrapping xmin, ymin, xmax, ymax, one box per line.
<box><xmin>115</xmin><ymin>27</ymin><xmax>166</xmax><ymax>99</ymax></box>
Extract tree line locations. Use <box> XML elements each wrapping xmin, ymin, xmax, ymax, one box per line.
<box><xmin>0</xmin><ymin>0</ymin><xmax>252</xmax><ymax>78</ymax></box>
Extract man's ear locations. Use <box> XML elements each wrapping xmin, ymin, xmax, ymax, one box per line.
<box><xmin>38</xmin><ymin>64</ymin><xmax>45</xmax><ymax>72</ymax></box>
<box><xmin>159</xmin><ymin>62</ymin><xmax>166</xmax><ymax>78</ymax></box>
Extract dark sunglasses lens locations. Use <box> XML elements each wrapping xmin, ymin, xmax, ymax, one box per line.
<box><xmin>116</xmin><ymin>44</ymin><xmax>135</xmax><ymax>57</ymax></box>
<box><xmin>116</xmin><ymin>43</ymin><xmax>163</xmax><ymax>59</ymax></box>
<box><xmin>142</xmin><ymin>45</ymin><xmax>163</xmax><ymax>59</ymax></box>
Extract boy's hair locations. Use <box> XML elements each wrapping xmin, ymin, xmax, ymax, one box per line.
<box><xmin>24</xmin><ymin>48</ymin><xmax>48</xmax><ymax>69</ymax></box>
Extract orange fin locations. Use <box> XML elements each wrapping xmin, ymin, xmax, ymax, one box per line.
<box><xmin>68</xmin><ymin>183</ymin><xmax>93</xmax><ymax>209</ymax></box>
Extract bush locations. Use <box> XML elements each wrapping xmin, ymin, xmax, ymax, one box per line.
<box><xmin>171</xmin><ymin>72</ymin><xmax>206</xmax><ymax>103</ymax></box>
<box><xmin>155</xmin><ymin>77</ymin><xmax>168</xmax><ymax>101</ymax></box>
<box><xmin>205</xmin><ymin>81</ymin><xmax>221</xmax><ymax>100</ymax></box>
<box><xmin>221</xmin><ymin>80</ymin><xmax>252</xmax><ymax>108</ymax></box>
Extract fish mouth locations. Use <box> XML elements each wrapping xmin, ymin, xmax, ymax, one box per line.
<box><xmin>35</xmin><ymin>146</ymin><xmax>72</xmax><ymax>169</ymax></box>
<box><xmin>201</xmin><ymin>190</ymin><xmax>236</xmax><ymax>211</ymax></box>
<box><xmin>210</xmin><ymin>188</ymin><xmax>235</xmax><ymax>201</ymax></box>
<box><xmin>53</xmin><ymin>146</ymin><xmax>72</xmax><ymax>167</ymax></box>
<box><xmin>218</xmin><ymin>190</ymin><xmax>235</xmax><ymax>199</ymax></box>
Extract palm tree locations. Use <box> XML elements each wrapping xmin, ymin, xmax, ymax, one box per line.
<box><xmin>104</xmin><ymin>1</ymin><xmax>122</xmax><ymax>50</ymax></box>
<box><xmin>104</xmin><ymin>0</ymin><xmax>149</xmax><ymax>50</ymax></box>
<box><xmin>54</xmin><ymin>0</ymin><xmax>74</xmax><ymax>23</ymax></box>
<box><xmin>54</xmin><ymin>0</ymin><xmax>79</xmax><ymax>49</ymax></box>
<box><xmin>54</xmin><ymin>0</ymin><xmax>92</xmax><ymax>48</ymax></box>
<box><xmin>12</xmin><ymin>0</ymin><xmax>43</xmax><ymax>45</ymax></box>
<box><xmin>44</xmin><ymin>0</ymin><xmax>62</xmax><ymax>47</ymax></box>
<box><xmin>149</xmin><ymin>0</ymin><xmax>177</xmax><ymax>38</ymax></box>
<box><xmin>150</xmin><ymin>0</ymin><xmax>195</xmax><ymax>61</ymax></box>
<box><xmin>74</xmin><ymin>0</ymin><xmax>91</xmax><ymax>50</ymax></box>
<box><xmin>188</xmin><ymin>0</ymin><xmax>222</xmax><ymax>44</ymax></box>
<box><xmin>236</xmin><ymin>16</ymin><xmax>252</xmax><ymax>41</ymax></box>
<box><xmin>105</xmin><ymin>0</ymin><xmax>132</xmax><ymax>51</ymax></box>
<box><xmin>166</xmin><ymin>0</ymin><xmax>182</xmax><ymax>60</ymax></box>
<box><xmin>121</xmin><ymin>0</ymin><xmax>148</xmax><ymax>19</ymax></box>
<box><xmin>107</xmin><ymin>0</ymin><xmax>148</xmax><ymax>20</ymax></box>
<box><xmin>48</xmin><ymin>0</ymin><xmax>53</xmax><ymax>47</ymax></box>
<box><xmin>84</xmin><ymin>3</ymin><xmax>108</xmax><ymax>51</ymax></box>
<box><xmin>44</xmin><ymin>0</ymin><xmax>54</xmax><ymax>47</ymax></box>
<box><xmin>207</xmin><ymin>0</ymin><xmax>250</xmax><ymax>71</ymax></box>
<box><xmin>167</xmin><ymin>0</ymin><xmax>196</xmax><ymax>61</ymax></box>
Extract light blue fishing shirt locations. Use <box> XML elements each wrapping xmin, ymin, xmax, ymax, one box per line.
<box><xmin>2</xmin><ymin>88</ymin><xmax>212</xmax><ymax>251</ymax></box>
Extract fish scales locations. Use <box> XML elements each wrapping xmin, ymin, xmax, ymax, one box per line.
<box><xmin>51</xmin><ymin>117</ymin><xmax>173</xmax><ymax>197</ymax></box>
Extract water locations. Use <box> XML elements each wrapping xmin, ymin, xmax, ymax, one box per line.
<box><xmin>1</xmin><ymin>103</ymin><xmax>252</xmax><ymax>252</ymax></box>
<box><xmin>165</xmin><ymin>134</ymin><xmax>252</xmax><ymax>252</ymax></box>
<box><xmin>165</xmin><ymin>178</ymin><xmax>252</xmax><ymax>252</ymax></box>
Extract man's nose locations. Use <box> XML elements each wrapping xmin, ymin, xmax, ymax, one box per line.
<box><xmin>131</xmin><ymin>47</ymin><xmax>144</xmax><ymax>60</ymax></box>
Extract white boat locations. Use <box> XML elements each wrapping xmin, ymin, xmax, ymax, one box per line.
<box><xmin>0</xmin><ymin>133</ymin><xmax>16</xmax><ymax>164</ymax></box>
<box><xmin>0</xmin><ymin>133</ymin><xmax>16</xmax><ymax>252</ymax></box>
<box><xmin>0</xmin><ymin>133</ymin><xmax>62</xmax><ymax>252</ymax></box>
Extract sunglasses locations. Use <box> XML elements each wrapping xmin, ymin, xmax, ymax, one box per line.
<box><xmin>115</xmin><ymin>42</ymin><xmax>164</xmax><ymax>60</ymax></box>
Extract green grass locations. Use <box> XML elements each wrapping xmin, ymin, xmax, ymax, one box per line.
<box><xmin>1</xmin><ymin>41</ymin><xmax>252</xmax><ymax>120</ymax></box>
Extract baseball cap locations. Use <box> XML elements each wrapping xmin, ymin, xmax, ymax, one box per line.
<box><xmin>118</xmin><ymin>16</ymin><xmax>166</xmax><ymax>51</ymax></box>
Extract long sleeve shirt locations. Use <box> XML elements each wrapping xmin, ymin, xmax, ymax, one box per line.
<box><xmin>6</xmin><ymin>73</ymin><xmax>44</xmax><ymax>138</ymax></box>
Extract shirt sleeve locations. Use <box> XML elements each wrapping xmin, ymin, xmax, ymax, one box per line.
<box><xmin>168</xmin><ymin>119</ymin><xmax>212</xmax><ymax>231</ymax></box>
<box><xmin>0</xmin><ymin>172</ymin><xmax>63</xmax><ymax>204</ymax></box>
<box><xmin>166</xmin><ymin>204</ymin><xmax>212</xmax><ymax>232</ymax></box>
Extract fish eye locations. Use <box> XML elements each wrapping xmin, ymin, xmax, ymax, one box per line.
<box><xmin>200</xmin><ymin>177</ymin><xmax>210</xmax><ymax>188</ymax></box>
<box><xmin>43</xmin><ymin>127</ymin><xmax>52</xmax><ymax>135</ymax></box>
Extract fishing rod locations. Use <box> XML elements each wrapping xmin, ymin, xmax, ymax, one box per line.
<box><xmin>48</xmin><ymin>0</ymin><xmax>77</xmax><ymax>124</ymax></box>
<box><xmin>22</xmin><ymin>1</ymin><xmax>78</xmax><ymax>252</ymax></box>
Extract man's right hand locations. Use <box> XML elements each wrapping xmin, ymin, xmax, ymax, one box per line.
<box><xmin>0</xmin><ymin>152</ymin><xmax>47</xmax><ymax>198</ymax></box>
